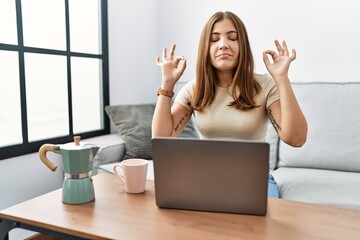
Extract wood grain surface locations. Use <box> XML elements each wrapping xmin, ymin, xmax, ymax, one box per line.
<box><xmin>1</xmin><ymin>173</ymin><xmax>360</xmax><ymax>240</ymax></box>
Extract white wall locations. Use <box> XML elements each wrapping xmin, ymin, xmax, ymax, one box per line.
<box><xmin>154</xmin><ymin>0</ymin><xmax>360</xmax><ymax>87</ymax></box>
<box><xmin>107</xmin><ymin>0</ymin><xmax>360</xmax><ymax>107</ymax></box>
<box><xmin>1</xmin><ymin>1</ymin><xmax>359</xmax><ymax>237</ymax></box>
<box><xmin>108</xmin><ymin>0</ymin><xmax>159</xmax><ymax>105</ymax></box>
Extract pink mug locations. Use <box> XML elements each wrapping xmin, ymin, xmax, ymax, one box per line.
<box><xmin>113</xmin><ymin>159</ymin><xmax>148</xmax><ymax>194</ymax></box>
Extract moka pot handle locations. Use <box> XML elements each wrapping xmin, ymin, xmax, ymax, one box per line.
<box><xmin>39</xmin><ymin>144</ymin><xmax>60</xmax><ymax>171</ymax></box>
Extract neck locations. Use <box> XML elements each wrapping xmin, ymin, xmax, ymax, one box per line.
<box><xmin>216</xmin><ymin>71</ymin><xmax>233</xmax><ymax>87</ymax></box>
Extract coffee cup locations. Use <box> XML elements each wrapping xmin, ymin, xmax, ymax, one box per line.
<box><xmin>113</xmin><ymin>159</ymin><xmax>148</xmax><ymax>194</ymax></box>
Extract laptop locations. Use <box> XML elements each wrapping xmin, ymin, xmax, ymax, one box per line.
<box><xmin>151</xmin><ymin>137</ymin><xmax>270</xmax><ymax>216</ymax></box>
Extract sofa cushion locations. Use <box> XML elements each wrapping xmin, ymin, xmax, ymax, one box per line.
<box><xmin>272</xmin><ymin>167</ymin><xmax>360</xmax><ymax>210</ymax></box>
<box><xmin>105</xmin><ymin>103</ymin><xmax>199</xmax><ymax>160</ymax></box>
<box><xmin>278</xmin><ymin>82</ymin><xmax>360</xmax><ymax>172</ymax></box>
<box><xmin>87</xmin><ymin>133</ymin><xmax>125</xmax><ymax>164</ymax></box>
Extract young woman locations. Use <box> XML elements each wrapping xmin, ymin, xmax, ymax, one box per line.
<box><xmin>152</xmin><ymin>11</ymin><xmax>307</xmax><ymax>197</ymax></box>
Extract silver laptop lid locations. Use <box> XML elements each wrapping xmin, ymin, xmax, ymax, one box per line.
<box><xmin>152</xmin><ymin>137</ymin><xmax>270</xmax><ymax>216</ymax></box>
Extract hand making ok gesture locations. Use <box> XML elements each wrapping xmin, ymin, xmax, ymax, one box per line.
<box><xmin>156</xmin><ymin>44</ymin><xmax>187</xmax><ymax>89</ymax></box>
<box><xmin>263</xmin><ymin>40</ymin><xmax>296</xmax><ymax>81</ymax></box>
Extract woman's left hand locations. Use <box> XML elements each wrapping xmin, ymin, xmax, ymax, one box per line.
<box><xmin>263</xmin><ymin>40</ymin><xmax>296</xmax><ymax>80</ymax></box>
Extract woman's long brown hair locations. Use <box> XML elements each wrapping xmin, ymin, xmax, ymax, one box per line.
<box><xmin>190</xmin><ymin>11</ymin><xmax>261</xmax><ymax>111</ymax></box>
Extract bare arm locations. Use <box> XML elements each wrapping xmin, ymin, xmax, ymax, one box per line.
<box><xmin>263</xmin><ymin>40</ymin><xmax>308</xmax><ymax>147</ymax></box>
<box><xmin>152</xmin><ymin>101</ymin><xmax>192</xmax><ymax>137</ymax></box>
<box><xmin>152</xmin><ymin>44</ymin><xmax>191</xmax><ymax>137</ymax></box>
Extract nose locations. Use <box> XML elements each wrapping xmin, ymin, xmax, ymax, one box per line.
<box><xmin>219</xmin><ymin>37</ymin><xmax>229</xmax><ymax>50</ymax></box>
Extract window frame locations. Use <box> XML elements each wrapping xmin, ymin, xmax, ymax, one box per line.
<box><xmin>0</xmin><ymin>0</ymin><xmax>109</xmax><ymax>160</ymax></box>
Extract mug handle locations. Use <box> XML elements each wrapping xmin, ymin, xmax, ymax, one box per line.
<box><xmin>113</xmin><ymin>165</ymin><xmax>125</xmax><ymax>184</ymax></box>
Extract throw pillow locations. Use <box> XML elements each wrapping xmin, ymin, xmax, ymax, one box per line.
<box><xmin>105</xmin><ymin>103</ymin><xmax>199</xmax><ymax>160</ymax></box>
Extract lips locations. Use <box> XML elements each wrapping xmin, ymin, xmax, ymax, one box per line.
<box><xmin>217</xmin><ymin>53</ymin><xmax>232</xmax><ymax>58</ymax></box>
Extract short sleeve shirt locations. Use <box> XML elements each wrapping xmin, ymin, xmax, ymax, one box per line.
<box><xmin>174</xmin><ymin>73</ymin><xmax>279</xmax><ymax>141</ymax></box>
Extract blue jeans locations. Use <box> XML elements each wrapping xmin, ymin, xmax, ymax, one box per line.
<box><xmin>268</xmin><ymin>174</ymin><xmax>280</xmax><ymax>198</ymax></box>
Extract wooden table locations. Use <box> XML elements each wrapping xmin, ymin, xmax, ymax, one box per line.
<box><xmin>1</xmin><ymin>173</ymin><xmax>360</xmax><ymax>240</ymax></box>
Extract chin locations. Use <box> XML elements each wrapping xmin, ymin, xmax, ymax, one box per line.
<box><xmin>214</xmin><ymin>64</ymin><xmax>236</xmax><ymax>71</ymax></box>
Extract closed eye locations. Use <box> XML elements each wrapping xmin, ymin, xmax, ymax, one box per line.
<box><xmin>228</xmin><ymin>32</ymin><xmax>238</xmax><ymax>41</ymax></box>
<box><xmin>211</xmin><ymin>32</ymin><xmax>238</xmax><ymax>42</ymax></box>
<box><xmin>211</xmin><ymin>34</ymin><xmax>220</xmax><ymax>42</ymax></box>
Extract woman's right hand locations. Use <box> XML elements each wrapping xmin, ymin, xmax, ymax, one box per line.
<box><xmin>156</xmin><ymin>44</ymin><xmax>187</xmax><ymax>89</ymax></box>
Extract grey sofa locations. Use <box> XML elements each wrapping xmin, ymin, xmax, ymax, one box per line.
<box><xmin>95</xmin><ymin>82</ymin><xmax>360</xmax><ymax>211</ymax></box>
<box><xmin>267</xmin><ymin>82</ymin><xmax>360</xmax><ymax>210</ymax></box>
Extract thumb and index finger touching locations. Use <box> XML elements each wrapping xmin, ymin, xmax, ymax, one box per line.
<box><xmin>156</xmin><ymin>44</ymin><xmax>187</xmax><ymax>70</ymax></box>
<box><xmin>263</xmin><ymin>40</ymin><xmax>297</xmax><ymax>67</ymax></box>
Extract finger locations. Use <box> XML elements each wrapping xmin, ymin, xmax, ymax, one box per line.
<box><xmin>264</xmin><ymin>50</ymin><xmax>278</xmax><ymax>61</ymax></box>
<box><xmin>274</xmin><ymin>40</ymin><xmax>284</xmax><ymax>56</ymax></box>
<box><xmin>169</xmin><ymin>44</ymin><xmax>176</xmax><ymax>60</ymax></box>
<box><xmin>174</xmin><ymin>56</ymin><xmax>185</xmax><ymax>68</ymax></box>
<box><xmin>262</xmin><ymin>52</ymin><xmax>271</xmax><ymax>67</ymax></box>
<box><xmin>162</xmin><ymin>47</ymin><xmax>167</xmax><ymax>61</ymax></box>
<box><xmin>155</xmin><ymin>56</ymin><xmax>160</xmax><ymax>66</ymax></box>
<box><xmin>179</xmin><ymin>57</ymin><xmax>187</xmax><ymax>74</ymax></box>
<box><xmin>282</xmin><ymin>41</ymin><xmax>289</xmax><ymax>56</ymax></box>
<box><xmin>290</xmin><ymin>48</ymin><xmax>296</xmax><ymax>61</ymax></box>
<box><xmin>173</xmin><ymin>55</ymin><xmax>182</xmax><ymax>65</ymax></box>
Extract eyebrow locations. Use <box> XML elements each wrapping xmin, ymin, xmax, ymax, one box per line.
<box><xmin>211</xmin><ymin>30</ymin><xmax>237</xmax><ymax>35</ymax></box>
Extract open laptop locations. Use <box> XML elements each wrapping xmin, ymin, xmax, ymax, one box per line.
<box><xmin>151</xmin><ymin>137</ymin><xmax>270</xmax><ymax>216</ymax></box>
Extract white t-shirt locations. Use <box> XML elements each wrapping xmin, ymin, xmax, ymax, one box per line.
<box><xmin>174</xmin><ymin>73</ymin><xmax>279</xmax><ymax>141</ymax></box>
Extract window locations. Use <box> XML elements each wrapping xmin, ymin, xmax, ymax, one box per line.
<box><xmin>0</xmin><ymin>0</ymin><xmax>109</xmax><ymax>160</ymax></box>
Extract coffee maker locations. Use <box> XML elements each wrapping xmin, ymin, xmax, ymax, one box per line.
<box><xmin>39</xmin><ymin>136</ymin><xmax>99</xmax><ymax>204</ymax></box>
